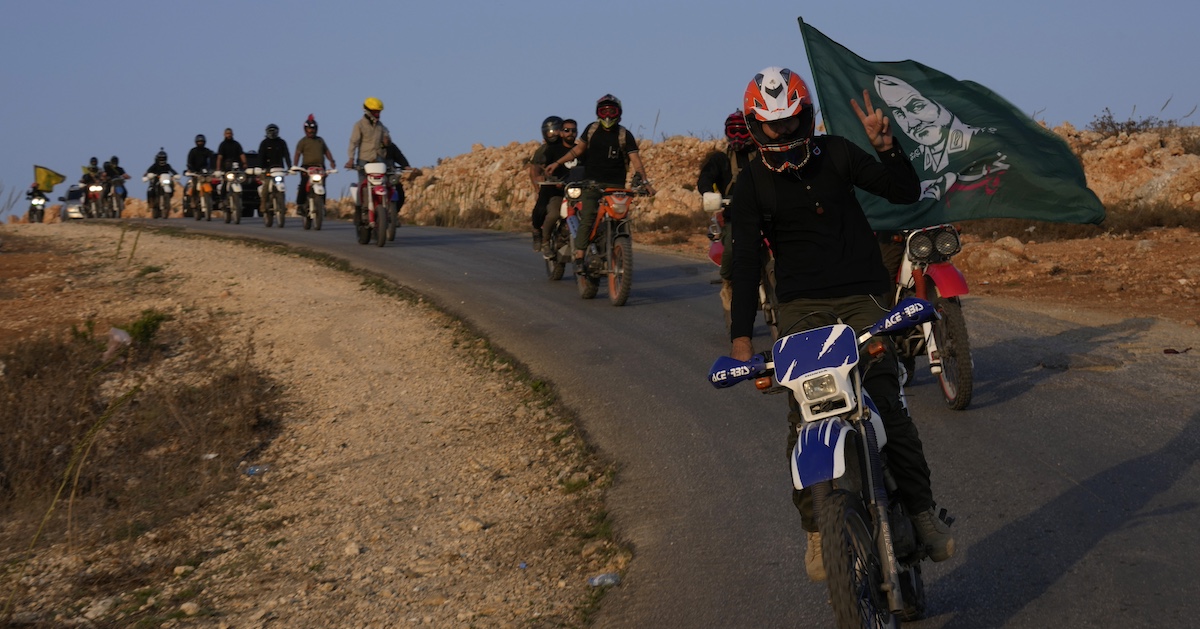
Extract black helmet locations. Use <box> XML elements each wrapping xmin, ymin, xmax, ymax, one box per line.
<box><xmin>265</xmin><ymin>124</ymin><xmax>279</xmax><ymax>139</ymax></box>
<box><xmin>541</xmin><ymin>116</ymin><xmax>564</xmax><ymax>143</ymax></box>
<box><xmin>89</xmin><ymin>156</ymin><xmax>98</xmax><ymax>166</ymax></box>
<box><xmin>195</xmin><ymin>134</ymin><xmax>206</xmax><ymax>145</ymax></box>
<box><xmin>304</xmin><ymin>114</ymin><xmax>317</xmax><ymax>132</ymax></box>
<box><xmin>596</xmin><ymin>94</ymin><xmax>622</xmax><ymax>129</ymax></box>
<box><xmin>156</xmin><ymin>149</ymin><xmax>167</xmax><ymax>164</ymax></box>
<box><xmin>110</xmin><ymin>155</ymin><xmax>119</xmax><ymax>166</ymax></box>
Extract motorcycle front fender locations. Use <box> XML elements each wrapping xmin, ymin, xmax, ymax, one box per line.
<box><xmin>312</xmin><ymin>183</ymin><xmax>325</xmax><ymax>196</ymax></box>
<box><xmin>230</xmin><ymin>183</ymin><xmax>242</xmax><ymax>193</ymax></box>
<box><xmin>792</xmin><ymin>418</ymin><xmax>852</xmax><ymax>490</ymax></box>
<box><xmin>925</xmin><ymin>262</ymin><xmax>969</xmax><ymax>298</ymax></box>
<box><xmin>791</xmin><ymin>407</ymin><xmax>887</xmax><ymax>490</ymax></box>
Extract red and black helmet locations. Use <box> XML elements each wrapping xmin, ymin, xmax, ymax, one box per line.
<box><xmin>304</xmin><ymin>114</ymin><xmax>318</xmax><ymax>132</ymax></box>
<box><xmin>596</xmin><ymin>94</ymin><xmax>622</xmax><ymax>129</ymax></box>
<box><xmin>724</xmin><ymin>110</ymin><xmax>751</xmax><ymax>152</ymax></box>
<box><xmin>743</xmin><ymin>67</ymin><xmax>816</xmax><ymax>171</ymax></box>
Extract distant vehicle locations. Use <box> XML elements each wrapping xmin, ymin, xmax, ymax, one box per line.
<box><xmin>58</xmin><ymin>184</ymin><xmax>85</xmax><ymax>220</ymax></box>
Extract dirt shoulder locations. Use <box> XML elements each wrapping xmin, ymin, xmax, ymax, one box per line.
<box><xmin>1</xmin><ymin>223</ymin><xmax>621</xmax><ymax>628</ymax></box>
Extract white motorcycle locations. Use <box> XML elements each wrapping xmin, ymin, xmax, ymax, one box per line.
<box><xmin>710</xmin><ymin>297</ymin><xmax>948</xmax><ymax>628</ymax></box>
<box><xmin>217</xmin><ymin>165</ymin><xmax>246</xmax><ymax>224</ymax></box>
<box><xmin>349</xmin><ymin>162</ymin><xmax>396</xmax><ymax>247</ymax></box>
<box><xmin>142</xmin><ymin>172</ymin><xmax>180</xmax><ymax>219</ymax></box>
<box><xmin>261</xmin><ymin>167</ymin><xmax>289</xmax><ymax>228</ymax></box>
<box><xmin>291</xmin><ymin>166</ymin><xmax>337</xmax><ymax>231</ymax></box>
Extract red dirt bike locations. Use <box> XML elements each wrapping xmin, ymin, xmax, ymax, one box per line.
<box><xmin>704</xmin><ymin>192</ymin><xmax>780</xmax><ymax>340</ymax></box>
<box><xmin>566</xmin><ymin>178</ymin><xmax>650</xmax><ymax>306</ymax></box>
<box><xmin>350</xmin><ymin>162</ymin><xmax>399</xmax><ymax>247</ymax></box>
<box><xmin>886</xmin><ymin>224</ymin><xmax>974</xmax><ymax>410</ymax></box>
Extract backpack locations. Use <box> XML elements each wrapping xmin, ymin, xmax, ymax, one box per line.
<box><xmin>582</xmin><ymin>124</ymin><xmax>631</xmax><ymax>165</ymax></box>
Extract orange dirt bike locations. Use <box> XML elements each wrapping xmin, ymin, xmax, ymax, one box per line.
<box><xmin>565</xmin><ymin>178</ymin><xmax>651</xmax><ymax>306</ymax></box>
<box><xmin>703</xmin><ymin>192</ymin><xmax>780</xmax><ymax>340</ymax></box>
<box><xmin>183</xmin><ymin>168</ymin><xmax>218</xmax><ymax>221</ymax></box>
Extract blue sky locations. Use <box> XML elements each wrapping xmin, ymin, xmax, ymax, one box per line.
<box><xmin>3</xmin><ymin>0</ymin><xmax>1197</xmax><ymax>202</ymax></box>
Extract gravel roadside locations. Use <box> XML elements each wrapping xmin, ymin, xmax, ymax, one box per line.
<box><xmin>2</xmin><ymin>222</ymin><xmax>622</xmax><ymax>628</ymax></box>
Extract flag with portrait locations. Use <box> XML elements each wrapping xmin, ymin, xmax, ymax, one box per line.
<box><xmin>798</xmin><ymin>18</ymin><xmax>1105</xmax><ymax>230</ymax></box>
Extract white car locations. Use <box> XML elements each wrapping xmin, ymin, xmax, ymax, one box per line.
<box><xmin>58</xmin><ymin>184</ymin><xmax>85</xmax><ymax>220</ymax></box>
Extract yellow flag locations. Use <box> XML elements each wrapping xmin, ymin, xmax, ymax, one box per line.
<box><xmin>34</xmin><ymin>165</ymin><xmax>66</xmax><ymax>192</ymax></box>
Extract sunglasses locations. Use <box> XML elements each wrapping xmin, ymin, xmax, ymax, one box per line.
<box><xmin>561</xmin><ymin>127</ymin><xmax>578</xmax><ymax>134</ymax></box>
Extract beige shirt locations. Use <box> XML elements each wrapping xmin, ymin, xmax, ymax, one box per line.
<box><xmin>347</xmin><ymin>116</ymin><xmax>390</xmax><ymax>164</ymax></box>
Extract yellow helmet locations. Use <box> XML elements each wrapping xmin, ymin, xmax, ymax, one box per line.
<box><xmin>363</xmin><ymin>97</ymin><xmax>384</xmax><ymax>112</ymax></box>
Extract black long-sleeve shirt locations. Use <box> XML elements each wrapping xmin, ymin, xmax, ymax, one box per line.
<box><xmin>728</xmin><ymin>135</ymin><xmax>919</xmax><ymax>340</ymax></box>
<box><xmin>187</xmin><ymin>147</ymin><xmax>215</xmax><ymax>173</ymax></box>
<box><xmin>258</xmin><ymin>137</ymin><xmax>291</xmax><ymax>169</ymax></box>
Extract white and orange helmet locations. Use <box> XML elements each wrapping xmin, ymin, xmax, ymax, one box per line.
<box><xmin>743</xmin><ymin>67</ymin><xmax>816</xmax><ymax>171</ymax></box>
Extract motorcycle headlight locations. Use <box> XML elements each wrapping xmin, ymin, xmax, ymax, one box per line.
<box><xmin>311</xmin><ymin>174</ymin><xmax>323</xmax><ymax>182</ymax></box>
<box><xmin>33</xmin><ymin>198</ymin><xmax>45</xmax><ymax>206</ymax></box>
<box><xmin>933</xmin><ymin>228</ymin><xmax>961</xmax><ymax>256</ymax></box>
<box><xmin>908</xmin><ymin>232</ymin><xmax>934</xmax><ymax>262</ymax></box>
<box><xmin>225</xmin><ymin>172</ymin><xmax>235</xmax><ymax>180</ymax></box>
<box><xmin>566</xmin><ymin>185</ymin><xmax>583</xmax><ymax>199</ymax></box>
<box><xmin>274</xmin><ymin>176</ymin><xmax>284</xmax><ymax>184</ymax></box>
<box><xmin>89</xmin><ymin>185</ymin><xmax>104</xmax><ymax>192</ymax></box>
<box><xmin>801</xmin><ymin>374</ymin><xmax>838</xmax><ymax>401</ymax></box>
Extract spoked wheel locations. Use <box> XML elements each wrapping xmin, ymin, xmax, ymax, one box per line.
<box><xmin>355</xmin><ymin>208</ymin><xmax>371</xmax><ymax>244</ymax></box>
<box><xmin>386</xmin><ymin>203</ymin><xmax>397</xmax><ymax>242</ymax></box>
<box><xmin>818</xmin><ymin>487</ymin><xmax>897</xmax><ymax>629</ymax></box>
<box><xmin>931</xmin><ymin>287</ymin><xmax>974</xmax><ymax>410</ymax></box>
<box><xmin>608</xmin><ymin>236</ymin><xmax>633</xmax><ymax>306</ymax></box>
<box><xmin>375</xmin><ymin>203</ymin><xmax>388</xmax><ymax>247</ymax></box>
<box><xmin>313</xmin><ymin>197</ymin><xmax>324</xmax><ymax>231</ymax></box>
<box><xmin>274</xmin><ymin>192</ymin><xmax>286</xmax><ymax>228</ymax></box>
<box><xmin>576</xmin><ymin>257</ymin><xmax>598</xmax><ymax>299</ymax></box>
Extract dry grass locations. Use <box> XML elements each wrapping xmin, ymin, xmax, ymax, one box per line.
<box><xmin>0</xmin><ymin>311</ymin><xmax>281</xmax><ymax>551</ymax></box>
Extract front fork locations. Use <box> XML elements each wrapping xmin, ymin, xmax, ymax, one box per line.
<box><xmin>910</xmin><ymin>268</ymin><xmax>942</xmax><ymax>374</ymax></box>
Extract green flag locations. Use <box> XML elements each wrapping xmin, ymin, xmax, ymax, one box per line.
<box><xmin>799</xmin><ymin>18</ymin><xmax>1105</xmax><ymax>230</ymax></box>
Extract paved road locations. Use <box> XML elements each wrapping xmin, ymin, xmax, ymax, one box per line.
<box><xmin>174</xmin><ymin>219</ymin><xmax>1200</xmax><ymax>628</ymax></box>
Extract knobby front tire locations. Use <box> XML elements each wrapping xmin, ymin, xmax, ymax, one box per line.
<box><xmin>931</xmin><ymin>288</ymin><xmax>974</xmax><ymax>410</ymax></box>
<box><xmin>818</xmin><ymin>487</ymin><xmax>897</xmax><ymax>629</ymax></box>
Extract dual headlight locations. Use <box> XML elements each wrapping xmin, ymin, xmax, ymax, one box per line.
<box><xmin>907</xmin><ymin>226</ymin><xmax>961</xmax><ymax>263</ymax></box>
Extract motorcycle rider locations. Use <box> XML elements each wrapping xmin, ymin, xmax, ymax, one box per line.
<box><xmin>144</xmin><ymin>149</ymin><xmax>178</xmax><ymax>205</ymax></box>
<box><xmin>215</xmin><ymin>128</ymin><xmax>247</xmax><ymax>172</ymax></box>
<box><xmin>258</xmin><ymin>123</ymin><xmax>292</xmax><ymax>214</ymax></box>
<box><xmin>698</xmin><ymin>110</ymin><xmax>760</xmax><ymax>321</ymax></box>
<box><xmin>526</xmin><ymin>115</ymin><xmax>572</xmax><ymax>252</ymax></box>
<box><xmin>727</xmin><ymin>67</ymin><xmax>954</xmax><ymax>582</ymax></box>
<box><xmin>25</xmin><ymin>183</ymin><xmax>46</xmax><ymax>222</ymax></box>
<box><xmin>292</xmin><ymin>115</ymin><xmax>336</xmax><ymax>208</ymax></box>
<box><xmin>185</xmin><ymin>134</ymin><xmax>216</xmax><ymax>216</ymax></box>
<box><xmin>104</xmin><ymin>156</ymin><xmax>131</xmax><ymax>214</ymax></box>
<box><xmin>543</xmin><ymin>94</ymin><xmax>655</xmax><ymax>264</ymax></box>
<box><xmin>536</xmin><ymin>118</ymin><xmax>581</xmax><ymax>256</ymax></box>
<box><xmin>345</xmin><ymin>96</ymin><xmax>390</xmax><ymax>212</ymax></box>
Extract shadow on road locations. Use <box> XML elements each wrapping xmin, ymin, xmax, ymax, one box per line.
<box><xmin>964</xmin><ymin>316</ymin><xmax>1157</xmax><ymax>411</ymax></box>
<box><xmin>930</xmin><ymin>412</ymin><xmax>1200</xmax><ymax>628</ymax></box>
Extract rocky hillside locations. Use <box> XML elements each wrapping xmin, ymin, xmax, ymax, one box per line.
<box><xmin>400</xmin><ymin>124</ymin><xmax>1200</xmax><ymax>229</ymax></box>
